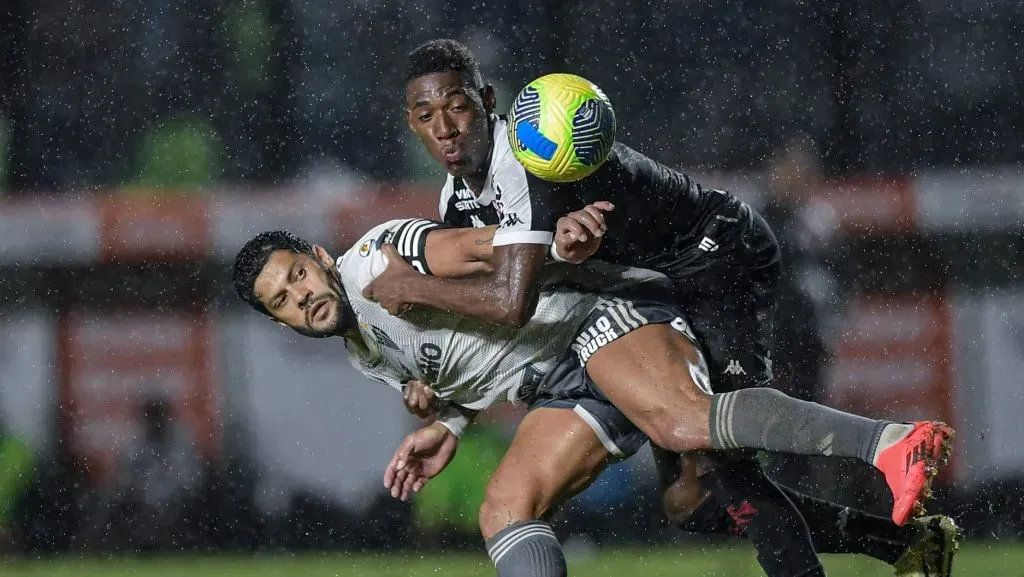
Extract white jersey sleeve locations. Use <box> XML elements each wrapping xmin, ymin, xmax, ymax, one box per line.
<box><xmin>487</xmin><ymin>117</ymin><xmax>573</xmax><ymax>247</ymax></box>
<box><xmin>342</xmin><ymin>218</ymin><xmax>445</xmax><ymax>293</ymax></box>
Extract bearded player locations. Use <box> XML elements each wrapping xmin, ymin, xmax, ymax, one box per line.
<box><xmin>234</xmin><ymin>218</ymin><xmax>956</xmax><ymax>577</ymax></box>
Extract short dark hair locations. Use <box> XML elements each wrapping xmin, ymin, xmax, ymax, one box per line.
<box><xmin>405</xmin><ymin>39</ymin><xmax>484</xmax><ymax>89</ymax></box>
<box><xmin>233</xmin><ymin>231</ymin><xmax>314</xmax><ymax>316</ymax></box>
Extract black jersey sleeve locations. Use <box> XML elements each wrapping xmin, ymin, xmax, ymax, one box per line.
<box><xmin>379</xmin><ymin>219</ymin><xmax>448</xmax><ymax>275</ymax></box>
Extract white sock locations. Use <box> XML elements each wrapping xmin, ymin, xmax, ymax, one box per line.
<box><xmin>871</xmin><ymin>423</ymin><xmax>915</xmax><ymax>466</ymax></box>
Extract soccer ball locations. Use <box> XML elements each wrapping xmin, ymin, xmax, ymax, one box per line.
<box><xmin>507</xmin><ymin>73</ymin><xmax>616</xmax><ymax>183</ymax></box>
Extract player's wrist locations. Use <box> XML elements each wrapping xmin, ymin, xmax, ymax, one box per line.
<box><xmin>436</xmin><ymin>405</ymin><xmax>470</xmax><ymax>439</ymax></box>
<box><xmin>550</xmin><ymin>240</ymin><xmax>570</xmax><ymax>263</ymax></box>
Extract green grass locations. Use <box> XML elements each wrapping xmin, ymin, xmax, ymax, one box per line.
<box><xmin>2</xmin><ymin>542</ymin><xmax>1021</xmax><ymax>576</ymax></box>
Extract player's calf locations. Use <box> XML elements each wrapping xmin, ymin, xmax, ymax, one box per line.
<box><xmin>480</xmin><ymin>407</ymin><xmax>611</xmax><ymax>577</ymax></box>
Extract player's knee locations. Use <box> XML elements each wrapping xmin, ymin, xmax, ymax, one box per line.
<box><xmin>648</xmin><ymin>425</ymin><xmax>700</xmax><ymax>453</ymax></box>
<box><xmin>662</xmin><ymin>482</ymin><xmax>707</xmax><ymax>525</ymax></box>
<box><xmin>645</xmin><ymin>405</ymin><xmax>708</xmax><ymax>453</ymax></box>
<box><xmin>478</xmin><ymin>475</ymin><xmax>547</xmax><ymax>539</ymax></box>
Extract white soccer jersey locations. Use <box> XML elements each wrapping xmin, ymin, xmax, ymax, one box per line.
<box><xmin>337</xmin><ymin>218</ymin><xmax>612</xmax><ymax>410</ymax></box>
<box><xmin>438</xmin><ymin>115</ymin><xmax>550</xmax><ymax>247</ymax></box>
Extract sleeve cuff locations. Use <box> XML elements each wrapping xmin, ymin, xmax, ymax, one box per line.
<box><xmin>492</xmin><ymin>230</ymin><xmax>555</xmax><ymax>247</ymax></box>
<box><xmin>437</xmin><ymin>405</ymin><xmax>471</xmax><ymax>438</ymax></box>
<box><xmin>549</xmin><ymin>241</ymin><xmax>571</xmax><ymax>263</ymax></box>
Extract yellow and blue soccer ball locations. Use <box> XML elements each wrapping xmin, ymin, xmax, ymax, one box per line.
<box><xmin>507</xmin><ymin>73</ymin><xmax>616</xmax><ymax>183</ymax></box>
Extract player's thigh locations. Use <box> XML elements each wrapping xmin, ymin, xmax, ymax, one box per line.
<box><xmin>479</xmin><ymin>406</ymin><xmax>611</xmax><ymax>539</ymax></box>
<box><xmin>585</xmin><ymin>322</ymin><xmax>712</xmax><ymax>451</ymax></box>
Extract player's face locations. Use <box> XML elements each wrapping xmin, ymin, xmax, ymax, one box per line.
<box><xmin>253</xmin><ymin>248</ymin><xmax>347</xmax><ymax>339</ymax></box>
<box><xmin>406</xmin><ymin>71</ymin><xmax>494</xmax><ymax>179</ymax></box>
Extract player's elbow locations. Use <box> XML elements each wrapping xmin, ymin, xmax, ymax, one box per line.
<box><xmin>496</xmin><ymin>289</ymin><xmax>538</xmax><ymax>328</ymax></box>
<box><xmin>501</xmin><ymin>310</ymin><xmax>531</xmax><ymax>329</ymax></box>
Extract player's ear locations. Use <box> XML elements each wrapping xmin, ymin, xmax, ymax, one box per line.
<box><xmin>405</xmin><ymin>106</ymin><xmax>417</xmax><ymax>133</ymax></box>
<box><xmin>482</xmin><ymin>84</ymin><xmax>496</xmax><ymax>114</ymax></box>
<box><xmin>312</xmin><ymin>244</ymin><xmax>333</xmax><ymax>267</ymax></box>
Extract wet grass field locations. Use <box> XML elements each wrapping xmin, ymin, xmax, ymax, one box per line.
<box><xmin>3</xmin><ymin>541</ymin><xmax>1021</xmax><ymax>576</ymax></box>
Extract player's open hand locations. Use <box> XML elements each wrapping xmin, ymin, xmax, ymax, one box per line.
<box><xmin>402</xmin><ymin>379</ymin><xmax>440</xmax><ymax>419</ymax></box>
<box><xmin>554</xmin><ymin>201</ymin><xmax>615</xmax><ymax>264</ymax></box>
<box><xmin>363</xmin><ymin>244</ymin><xmax>416</xmax><ymax>316</ymax></box>
<box><xmin>383</xmin><ymin>422</ymin><xmax>458</xmax><ymax>501</ymax></box>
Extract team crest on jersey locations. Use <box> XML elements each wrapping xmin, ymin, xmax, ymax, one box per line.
<box><xmin>359</xmin><ymin>241</ymin><xmax>372</xmax><ymax>257</ymax></box>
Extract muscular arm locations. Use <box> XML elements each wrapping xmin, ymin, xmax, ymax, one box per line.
<box><xmin>422</xmin><ymin>225</ymin><xmax>497</xmax><ymax>278</ymax></box>
<box><xmin>403</xmin><ymin>242</ymin><xmax>548</xmax><ymax>328</ymax></box>
<box><xmin>371</xmin><ymin>167</ymin><xmax>569</xmax><ymax>326</ymax></box>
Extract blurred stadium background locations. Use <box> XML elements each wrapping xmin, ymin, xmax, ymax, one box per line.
<box><xmin>0</xmin><ymin>0</ymin><xmax>1022</xmax><ymax>575</ymax></box>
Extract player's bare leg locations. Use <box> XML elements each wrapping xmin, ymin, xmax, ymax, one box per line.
<box><xmin>585</xmin><ymin>323</ymin><xmax>953</xmax><ymax>526</ymax></box>
<box><xmin>480</xmin><ymin>407</ymin><xmax>613</xmax><ymax>577</ymax></box>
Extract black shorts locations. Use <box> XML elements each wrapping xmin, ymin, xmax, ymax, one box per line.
<box><xmin>525</xmin><ymin>299</ymin><xmax>710</xmax><ymax>460</ymax></box>
<box><xmin>660</xmin><ymin>201</ymin><xmax>782</xmax><ymax>393</ymax></box>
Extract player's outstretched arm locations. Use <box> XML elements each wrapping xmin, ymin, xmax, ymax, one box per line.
<box><xmin>366</xmin><ymin>242</ymin><xmax>548</xmax><ymax>327</ymax></box>
<box><xmin>383</xmin><ymin>403</ymin><xmax>479</xmax><ymax>501</ymax></box>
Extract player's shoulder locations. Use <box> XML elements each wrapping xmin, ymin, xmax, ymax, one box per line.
<box><xmin>339</xmin><ymin>219</ymin><xmax>416</xmax><ymax>288</ymax></box>
<box><xmin>339</xmin><ymin>218</ymin><xmax>443</xmax><ymax>289</ymax></box>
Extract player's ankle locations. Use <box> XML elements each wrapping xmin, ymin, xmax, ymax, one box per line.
<box><xmin>871</xmin><ymin>423</ymin><xmax>914</xmax><ymax>467</ymax></box>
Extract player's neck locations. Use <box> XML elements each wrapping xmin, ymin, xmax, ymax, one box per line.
<box><xmin>334</xmin><ymin>299</ymin><xmax>358</xmax><ymax>339</ymax></box>
<box><xmin>463</xmin><ymin>171</ymin><xmax>487</xmax><ymax>194</ymax></box>
<box><xmin>464</xmin><ymin>144</ymin><xmax>495</xmax><ymax>193</ymax></box>
<box><xmin>462</xmin><ymin>120</ymin><xmax>496</xmax><ymax>194</ymax></box>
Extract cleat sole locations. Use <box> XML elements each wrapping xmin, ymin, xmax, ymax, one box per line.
<box><xmin>910</xmin><ymin>423</ymin><xmax>955</xmax><ymax>522</ymax></box>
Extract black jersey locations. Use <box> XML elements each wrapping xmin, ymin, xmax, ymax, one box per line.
<box><xmin>438</xmin><ymin>175</ymin><xmax>499</xmax><ymax>229</ymax></box>
<box><xmin>438</xmin><ymin>115</ymin><xmax>741</xmax><ymax>274</ymax></box>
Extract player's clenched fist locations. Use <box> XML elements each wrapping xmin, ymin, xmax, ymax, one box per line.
<box><xmin>554</xmin><ymin>201</ymin><xmax>615</xmax><ymax>264</ymax></box>
<box><xmin>363</xmin><ymin>244</ymin><xmax>416</xmax><ymax>316</ymax></box>
<box><xmin>402</xmin><ymin>379</ymin><xmax>440</xmax><ymax>419</ymax></box>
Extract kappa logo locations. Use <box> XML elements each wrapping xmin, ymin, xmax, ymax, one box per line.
<box><xmin>499</xmin><ymin>213</ymin><xmax>524</xmax><ymax>228</ymax></box>
<box><xmin>723</xmin><ymin>359</ymin><xmax>746</xmax><ymax>375</ymax></box>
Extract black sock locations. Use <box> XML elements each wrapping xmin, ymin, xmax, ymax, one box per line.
<box><xmin>683</xmin><ymin>471</ymin><xmax>913</xmax><ymax>566</ymax></box>
<box><xmin>777</xmin><ymin>484</ymin><xmax>913</xmax><ymax>565</ymax></box>
<box><xmin>705</xmin><ymin>456</ymin><xmax>825</xmax><ymax>577</ymax></box>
